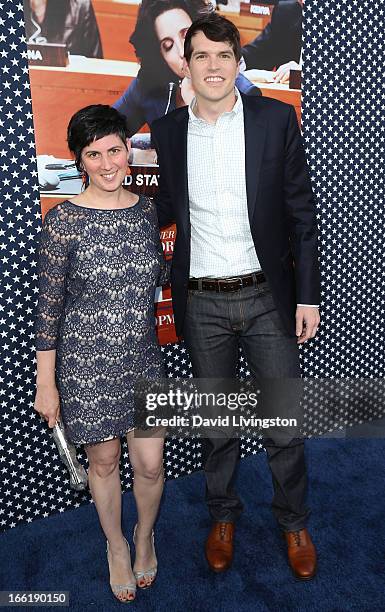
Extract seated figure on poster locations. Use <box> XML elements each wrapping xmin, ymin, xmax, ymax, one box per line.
<box><xmin>113</xmin><ymin>0</ymin><xmax>260</xmax><ymax>164</ymax></box>
<box><xmin>23</xmin><ymin>0</ymin><xmax>103</xmax><ymax>58</ymax></box>
<box><xmin>242</xmin><ymin>0</ymin><xmax>302</xmax><ymax>83</ymax></box>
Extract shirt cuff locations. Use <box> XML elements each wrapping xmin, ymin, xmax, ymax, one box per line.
<box><xmin>297</xmin><ymin>304</ymin><xmax>319</xmax><ymax>308</ymax></box>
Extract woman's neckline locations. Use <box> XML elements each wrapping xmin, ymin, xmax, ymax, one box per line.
<box><xmin>65</xmin><ymin>195</ymin><xmax>141</xmax><ymax>211</ymax></box>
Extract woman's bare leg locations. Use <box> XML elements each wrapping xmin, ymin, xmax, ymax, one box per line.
<box><xmin>85</xmin><ymin>438</ymin><xmax>135</xmax><ymax>601</ymax></box>
<box><xmin>126</xmin><ymin>429</ymin><xmax>165</xmax><ymax>586</ymax></box>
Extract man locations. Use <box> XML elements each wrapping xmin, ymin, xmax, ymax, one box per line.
<box><xmin>151</xmin><ymin>13</ymin><xmax>320</xmax><ymax>579</ymax></box>
<box><xmin>242</xmin><ymin>0</ymin><xmax>302</xmax><ymax>83</ymax></box>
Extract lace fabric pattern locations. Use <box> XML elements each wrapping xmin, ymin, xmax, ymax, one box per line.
<box><xmin>35</xmin><ymin>196</ymin><xmax>168</xmax><ymax>445</ymax></box>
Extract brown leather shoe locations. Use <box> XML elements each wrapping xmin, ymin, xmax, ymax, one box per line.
<box><xmin>285</xmin><ymin>528</ymin><xmax>317</xmax><ymax>580</ymax></box>
<box><xmin>205</xmin><ymin>522</ymin><xmax>235</xmax><ymax>573</ymax></box>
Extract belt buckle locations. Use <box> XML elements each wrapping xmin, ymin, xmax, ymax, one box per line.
<box><xmin>218</xmin><ymin>277</ymin><xmax>242</xmax><ymax>292</ymax></box>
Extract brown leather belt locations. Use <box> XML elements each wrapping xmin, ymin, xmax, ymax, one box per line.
<box><xmin>188</xmin><ymin>271</ymin><xmax>266</xmax><ymax>293</ymax></box>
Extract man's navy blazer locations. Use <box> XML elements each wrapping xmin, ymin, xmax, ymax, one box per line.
<box><xmin>151</xmin><ymin>93</ymin><xmax>320</xmax><ymax>337</ymax></box>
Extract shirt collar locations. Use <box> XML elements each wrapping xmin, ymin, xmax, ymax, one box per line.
<box><xmin>188</xmin><ymin>86</ymin><xmax>243</xmax><ymax>124</ymax></box>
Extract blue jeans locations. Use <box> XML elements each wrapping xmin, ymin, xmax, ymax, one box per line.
<box><xmin>182</xmin><ymin>280</ymin><xmax>310</xmax><ymax>531</ymax></box>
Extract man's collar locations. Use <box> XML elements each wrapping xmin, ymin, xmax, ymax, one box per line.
<box><xmin>188</xmin><ymin>87</ymin><xmax>243</xmax><ymax>124</ymax></box>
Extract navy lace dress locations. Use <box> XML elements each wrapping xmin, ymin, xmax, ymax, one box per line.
<box><xmin>35</xmin><ymin>196</ymin><xmax>168</xmax><ymax>445</ymax></box>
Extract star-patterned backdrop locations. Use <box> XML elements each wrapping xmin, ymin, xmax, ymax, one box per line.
<box><xmin>0</xmin><ymin>1</ymin><xmax>384</xmax><ymax>531</ymax></box>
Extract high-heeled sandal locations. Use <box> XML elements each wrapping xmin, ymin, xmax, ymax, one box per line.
<box><xmin>106</xmin><ymin>537</ymin><xmax>137</xmax><ymax>603</ymax></box>
<box><xmin>133</xmin><ymin>524</ymin><xmax>158</xmax><ymax>589</ymax></box>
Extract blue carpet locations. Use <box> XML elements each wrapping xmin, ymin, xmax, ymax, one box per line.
<box><xmin>0</xmin><ymin>439</ymin><xmax>384</xmax><ymax>612</ymax></box>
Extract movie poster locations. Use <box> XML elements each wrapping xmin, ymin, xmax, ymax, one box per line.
<box><xmin>23</xmin><ymin>0</ymin><xmax>303</xmax><ymax>345</ymax></box>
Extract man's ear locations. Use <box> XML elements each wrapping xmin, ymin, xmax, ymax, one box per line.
<box><xmin>183</xmin><ymin>57</ymin><xmax>191</xmax><ymax>79</ymax></box>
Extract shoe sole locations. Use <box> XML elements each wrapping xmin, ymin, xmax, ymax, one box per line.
<box><xmin>291</xmin><ymin>567</ymin><xmax>317</xmax><ymax>581</ymax></box>
<box><xmin>209</xmin><ymin>566</ymin><xmax>231</xmax><ymax>573</ymax></box>
<box><xmin>206</xmin><ymin>557</ymin><xmax>232</xmax><ymax>573</ymax></box>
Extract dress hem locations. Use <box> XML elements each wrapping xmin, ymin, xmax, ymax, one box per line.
<box><xmin>76</xmin><ymin>426</ymin><xmax>136</xmax><ymax>447</ymax></box>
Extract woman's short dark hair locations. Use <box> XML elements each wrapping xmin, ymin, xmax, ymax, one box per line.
<box><xmin>67</xmin><ymin>105</ymin><xmax>129</xmax><ymax>170</ymax></box>
<box><xmin>130</xmin><ymin>0</ymin><xmax>209</xmax><ymax>89</ymax></box>
<box><xmin>184</xmin><ymin>13</ymin><xmax>242</xmax><ymax>63</ymax></box>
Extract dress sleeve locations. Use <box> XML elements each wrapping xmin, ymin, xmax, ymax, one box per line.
<box><xmin>35</xmin><ymin>208</ymin><xmax>70</xmax><ymax>351</ymax></box>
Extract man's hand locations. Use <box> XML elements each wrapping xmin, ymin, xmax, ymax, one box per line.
<box><xmin>295</xmin><ymin>306</ymin><xmax>320</xmax><ymax>344</ymax></box>
<box><xmin>273</xmin><ymin>61</ymin><xmax>301</xmax><ymax>84</ymax></box>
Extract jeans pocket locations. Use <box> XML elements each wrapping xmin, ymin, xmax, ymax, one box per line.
<box><xmin>255</xmin><ymin>281</ymin><xmax>270</xmax><ymax>296</ymax></box>
<box><xmin>186</xmin><ymin>288</ymin><xmax>199</xmax><ymax>306</ymax></box>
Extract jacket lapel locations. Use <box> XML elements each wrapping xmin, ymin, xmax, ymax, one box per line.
<box><xmin>173</xmin><ymin>109</ymin><xmax>190</xmax><ymax>240</ymax></box>
<box><xmin>242</xmin><ymin>94</ymin><xmax>267</xmax><ymax>224</ymax></box>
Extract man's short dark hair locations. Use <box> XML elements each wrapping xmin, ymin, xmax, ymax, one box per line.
<box><xmin>184</xmin><ymin>12</ymin><xmax>241</xmax><ymax>63</ymax></box>
<box><xmin>67</xmin><ymin>105</ymin><xmax>129</xmax><ymax>171</ymax></box>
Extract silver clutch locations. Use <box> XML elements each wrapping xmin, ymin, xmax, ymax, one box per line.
<box><xmin>52</xmin><ymin>419</ymin><xmax>88</xmax><ymax>491</ymax></box>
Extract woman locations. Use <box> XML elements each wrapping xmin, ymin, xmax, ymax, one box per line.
<box><xmin>34</xmin><ymin>105</ymin><xmax>168</xmax><ymax>603</ymax></box>
<box><xmin>114</xmin><ymin>0</ymin><xmax>260</xmax><ymax>161</ymax></box>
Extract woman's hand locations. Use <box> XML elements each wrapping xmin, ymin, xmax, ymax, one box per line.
<box><xmin>180</xmin><ymin>76</ymin><xmax>195</xmax><ymax>106</ymax></box>
<box><xmin>34</xmin><ymin>383</ymin><xmax>60</xmax><ymax>428</ymax></box>
<box><xmin>273</xmin><ymin>61</ymin><xmax>301</xmax><ymax>84</ymax></box>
